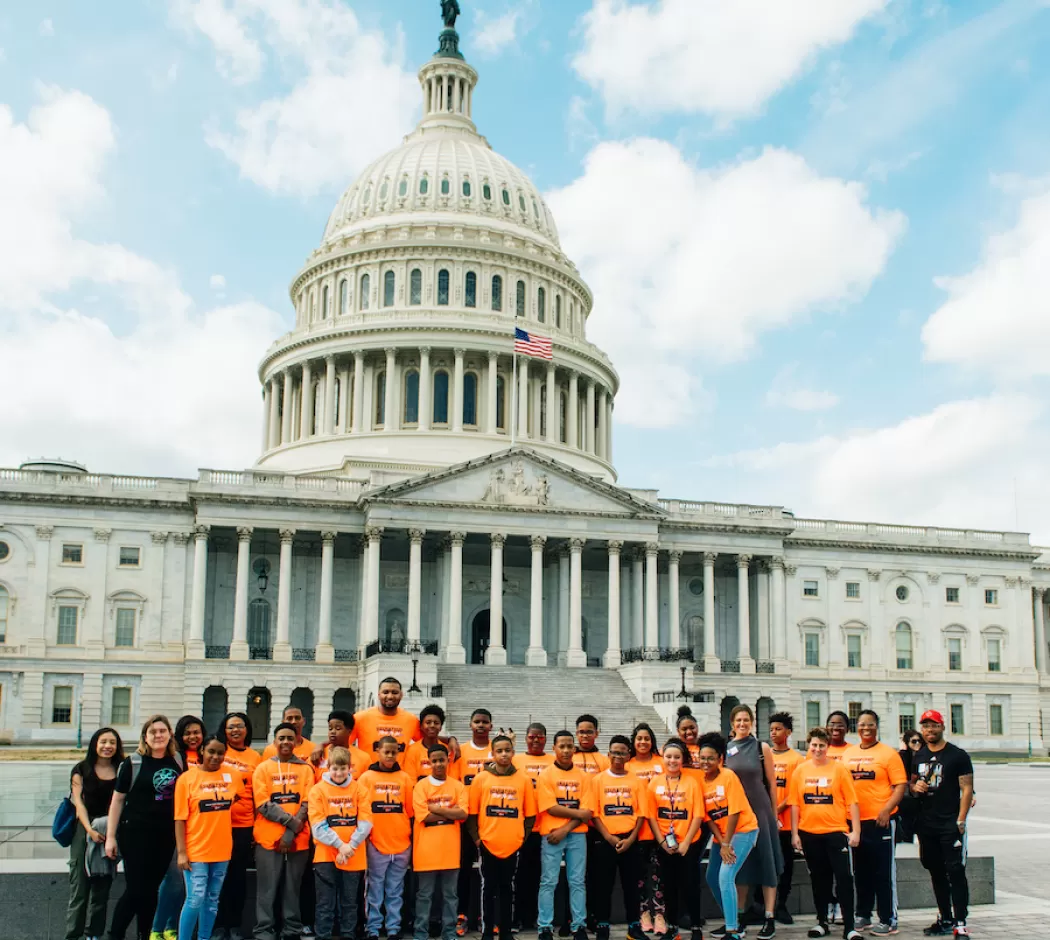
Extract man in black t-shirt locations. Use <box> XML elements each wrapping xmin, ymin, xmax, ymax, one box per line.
<box><xmin>910</xmin><ymin>710</ymin><xmax>974</xmax><ymax>938</ymax></box>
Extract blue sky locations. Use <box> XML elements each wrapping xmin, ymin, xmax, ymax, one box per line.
<box><xmin>3</xmin><ymin>0</ymin><xmax>1050</xmax><ymax>539</ymax></box>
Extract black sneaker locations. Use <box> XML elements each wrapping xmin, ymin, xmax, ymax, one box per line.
<box><xmin>627</xmin><ymin>925</ymin><xmax>646</xmax><ymax>940</ymax></box>
<box><xmin>775</xmin><ymin>908</ymin><xmax>793</xmax><ymax>926</ymax></box>
<box><xmin>923</xmin><ymin>922</ymin><xmax>952</xmax><ymax>937</ymax></box>
<box><xmin>573</xmin><ymin>930</ymin><xmax>589</xmax><ymax>940</ymax></box>
<box><xmin>539</xmin><ymin>931</ymin><xmax>555</xmax><ymax>940</ymax></box>
<box><xmin>758</xmin><ymin>919</ymin><xmax>775</xmax><ymax>940</ymax></box>
<box><xmin>807</xmin><ymin>925</ymin><xmax>830</xmax><ymax>939</ymax></box>
<box><xmin>596</xmin><ymin>928</ymin><xmax>610</xmax><ymax>940</ymax></box>
<box><xmin>711</xmin><ymin>927</ymin><xmax>745</xmax><ymax>940</ymax></box>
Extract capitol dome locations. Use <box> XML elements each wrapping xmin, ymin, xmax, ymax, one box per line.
<box><xmin>254</xmin><ymin>22</ymin><xmax>618</xmax><ymax>484</ymax></box>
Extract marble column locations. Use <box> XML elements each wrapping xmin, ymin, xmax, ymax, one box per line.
<box><xmin>631</xmin><ymin>550</ymin><xmax>644</xmax><ymax>650</ymax></box>
<box><xmin>527</xmin><ymin>536</ymin><xmax>547</xmax><ymax>666</ymax></box>
<box><xmin>363</xmin><ymin>526</ymin><xmax>383</xmax><ymax>646</ymax></box>
<box><xmin>1035</xmin><ymin>588</ymin><xmax>1047</xmax><ymax>674</ymax></box>
<box><xmin>558</xmin><ymin>547</ymin><xmax>570</xmax><ymax>664</ymax></box>
<box><xmin>338</xmin><ymin>362</ymin><xmax>351</xmax><ymax>433</ymax></box>
<box><xmin>230</xmin><ymin>526</ymin><xmax>252</xmax><ymax>661</ymax></box>
<box><xmin>351</xmin><ymin>351</ymin><xmax>364</xmax><ymax>433</ymax></box>
<box><xmin>645</xmin><ymin>542</ymin><xmax>659</xmax><ymax>648</ymax></box>
<box><xmin>452</xmin><ymin>348</ymin><xmax>465</xmax><ymax>433</ymax></box>
<box><xmin>516</xmin><ymin>358</ymin><xmax>530</xmax><ymax>440</ymax></box>
<box><xmin>770</xmin><ymin>556</ymin><xmax>786</xmax><ymax>664</ymax></box>
<box><xmin>384</xmin><ymin>348</ymin><xmax>396</xmax><ymax>431</ymax></box>
<box><xmin>567</xmin><ymin>538</ymin><xmax>586</xmax><ymax>667</ymax></box>
<box><xmin>585</xmin><ymin>380</ymin><xmax>596</xmax><ymax>454</ymax></box>
<box><xmin>604</xmin><ymin>540</ymin><xmax>623</xmax><ymax>667</ymax></box>
<box><xmin>323</xmin><ymin>356</ymin><xmax>336</xmax><ymax>434</ymax></box>
<box><xmin>668</xmin><ymin>550</ymin><xmax>681</xmax><ymax>649</ymax></box>
<box><xmin>486</xmin><ymin>534</ymin><xmax>507</xmax><ymax>664</ymax></box>
<box><xmin>300</xmin><ymin>360</ymin><xmax>314</xmax><ymax>439</ymax></box>
<box><xmin>597</xmin><ymin>388</ymin><xmax>608</xmax><ymax>460</ymax></box>
<box><xmin>261</xmin><ymin>382</ymin><xmax>272</xmax><ymax>451</ymax></box>
<box><xmin>316</xmin><ymin>531</ymin><xmax>336</xmax><ymax>663</ymax></box>
<box><xmin>486</xmin><ymin>352</ymin><xmax>498</xmax><ymax>434</ymax></box>
<box><xmin>419</xmin><ymin>347</ymin><xmax>432</xmax><ymax>432</ymax></box>
<box><xmin>531</xmin><ymin>373</ymin><xmax>542</xmax><ymax>439</ymax></box>
<box><xmin>281</xmin><ymin>371</ymin><xmax>294</xmax><ymax>444</ymax></box>
<box><xmin>187</xmin><ymin>524</ymin><xmax>209</xmax><ymax>658</ymax></box>
<box><xmin>545</xmin><ymin>364</ymin><xmax>557</xmax><ymax>444</ymax></box>
<box><xmin>606</xmin><ymin>397</ymin><xmax>614</xmax><ymax>462</ymax></box>
<box><xmin>407</xmin><ymin>529</ymin><xmax>424</xmax><ymax>644</ymax></box>
<box><xmin>703</xmin><ymin>552</ymin><xmax>718</xmax><ymax>669</ymax></box>
<box><xmin>567</xmin><ymin>372</ymin><xmax>579</xmax><ymax>448</ymax></box>
<box><xmin>267</xmin><ymin>378</ymin><xmax>281</xmax><ymax>450</ymax></box>
<box><xmin>274</xmin><ymin>529</ymin><xmax>295</xmax><ymax>662</ymax></box>
<box><xmin>737</xmin><ymin>554</ymin><xmax>755</xmax><ymax>671</ymax></box>
<box><xmin>445</xmin><ymin>532</ymin><xmax>467</xmax><ymax>663</ymax></box>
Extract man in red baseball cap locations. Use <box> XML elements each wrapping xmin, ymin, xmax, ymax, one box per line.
<box><xmin>909</xmin><ymin>710</ymin><xmax>973</xmax><ymax>939</ymax></box>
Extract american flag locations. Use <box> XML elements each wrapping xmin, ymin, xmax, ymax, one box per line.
<box><xmin>514</xmin><ymin>327</ymin><xmax>553</xmax><ymax>360</ymax></box>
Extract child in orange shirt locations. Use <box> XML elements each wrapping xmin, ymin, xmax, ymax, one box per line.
<box><xmin>512</xmin><ymin>722</ymin><xmax>553</xmax><ymax>931</ymax></box>
<box><xmin>311</xmin><ymin>710</ymin><xmax>372</xmax><ymax>782</ymax></box>
<box><xmin>413</xmin><ymin>744</ymin><xmax>468</xmax><ymax>940</ymax></box>
<box><xmin>404</xmin><ymin>704</ymin><xmax>449</xmax><ymax>781</ymax></box>
<box><xmin>628</xmin><ymin>722</ymin><xmax>664</xmax><ymax>936</ymax></box>
<box><xmin>308</xmin><ymin>746</ymin><xmax>374</xmax><ymax>940</ymax></box>
<box><xmin>468</xmin><ymin>735</ymin><xmax>537</xmax><ymax>940</ymax></box>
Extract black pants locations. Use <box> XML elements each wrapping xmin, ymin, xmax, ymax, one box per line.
<box><xmin>799</xmin><ymin>831</ymin><xmax>854</xmax><ymax>932</ymax></box>
<box><xmin>590</xmin><ymin>838</ymin><xmax>641</xmax><ymax>926</ymax></box>
<box><xmin>314</xmin><ymin>863</ymin><xmax>362</xmax><ymax>940</ymax></box>
<box><xmin>918</xmin><ymin>824</ymin><xmax>968</xmax><ymax>924</ymax></box>
<box><xmin>776</xmin><ymin>831</ymin><xmax>794</xmax><ymax>910</ymax></box>
<box><xmin>458</xmin><ymin>837</ymin><xmax>479</xmax><ymax>923</ymax></box>
<box><xmin>216</xmin><ymin>826</ymin><xmax>255</xmax><ymax>931</ymax></box>
<box><xmin>479</xmin><ymin>845</ymin><xmax>518</xmax><ymax>939</ymax></box>
<box><xmin>109</xmin><ymin>821</ymin><xmax>175</xmax><ymax>940</ymax></box>
<box><xmin>654</xmin><ymin>835</ymin><xmax>707</xmax><ymax>930</ymax></box>
<box><xmin>854</xmin><ymin>820</ymin><xmax>897</xmax><ymax>925</ymax></box>
<box><xmin>300</xmin><ymin>840</ymin><xmax>317</xmax><ymax>928</ymax></box>
<box><xmin>514</xmin><ymin>832</ymin><xmax>542</xmax><ymax>928</ymax></box>
<box><xmin>585</xmin><ymin>829</ymin><xmax>604</xmax><ymax>926</ymax></box>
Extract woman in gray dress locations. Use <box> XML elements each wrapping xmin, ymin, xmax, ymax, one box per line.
<box><xmin>724</xmin><ymin>705</ymin><xmax>783</xmax><ymax>940</ymax></box>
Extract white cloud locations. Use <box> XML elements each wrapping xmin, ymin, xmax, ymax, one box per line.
<box><xmin>573</xmin><ymin>0</ymin><xmax>888</xmax><ymax>119</ymax></box>
<box><xmin>178</xmin><ymin>0</ymin><xmax>418</xmax><ymax>196</ymax></box>
<box><xmin>922</xmin><ymin>183</ymin><xmax>1050</xmax><ymax>378</ymax></box>
<box><xmin>39</xmin><ymin>18</ymin><xmax>54</xmax><ymax>37</ymax></box>
<box><xmin>471</xmin><ymin>2</ymin><xmax>533</xmax><ymax>59</ymax></box>
<box><xmin>765</xmin><ymin>364</ymin><xmax>840</xmax><ymax>412</ymax></box>
<box><xmin>210</xmin><ymin>273</ymin><xmax>226</xmax><ymax>289</ymax></box>
<box><xmin>546</xmin><ymin>140</ymin><xmax>904</xmax><ymax>427</ymax></box>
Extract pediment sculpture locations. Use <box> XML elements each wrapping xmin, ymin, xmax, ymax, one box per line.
<box><xmin>481</xmin><ymin>461</ymin><xmax>551</xmax><ymax>507</ymax></box>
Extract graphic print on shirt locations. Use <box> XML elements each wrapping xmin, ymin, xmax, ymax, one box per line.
<box><xmin>325</xmin><ymin>793</ymin><xmax>359</xmax><ymax>828</ymax></box>
<box><xmin>484</xmin><ymin>784</ymin><xmax>521</xmax><ymax>818</ymax></box>
<box><xmin>602</xmin><ymin>783</ymin><xmax>636</xmax><ymax>817</ymax></box>
<box><xmin>801</xmin><ymin>774</ymin><xmax>834</xmax><ymax>804</ymax></box>
<box><xmin>371</xmin><ymin>780</ymin><xmax>407</xmax><ymax>813</ymax></box>
<box><xmin>915</xmin><ymin>758</ymin><xmax>944</xmax><ymax>791</ymax></box>
<box><xmin>423</xmin><ymin>790</ymin><xmax>457</xmax><ymax>826</ymax></box>
<box><xmin>704</xmin><ymin>784</ymin><xmax>729</xmax><ymax>821</ymax></box>
<box><xmin>153</xmin><ymin>767</ymin><xmax>179</xmax><ymax>801</ymax></box>
<box><xmin>655</xmin><ymin>783</ymin><xmax>688</xmax><ymax>820</ymax></box>
<box><xmin>271</xmin><ymin>771</ymin><xmax>305</xmax><ymax>806</ymax></box>
<box><xmin>555</xmin><ymin>777</ymin><xmax>583</xmax><ymax>810</ymax></box>
<box><xmin>197</xmin><ymin>777</ymin><xmax>235</xmax><ymax>813</ymax></box>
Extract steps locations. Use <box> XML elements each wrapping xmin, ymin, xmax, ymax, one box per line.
<box><xmin>436</xmin><ymin>664</ymin><xmax>669</xmax><ymax>742</ymax></box>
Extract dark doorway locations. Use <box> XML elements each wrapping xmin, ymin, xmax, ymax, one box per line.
<box><xmin>333</xmin><ymin>688</ymin><xmax>356</xmax><ymax>713</ymax></box>
<box><xmin>720</xmin><ymin>695</ymin><xmax>740</xmax><ymax>737</ymax></box>
<box><xmin>202</xmin><ymin>685</ymin><xmax>228</xmax><ymax>735</ymax></box>
<box><xmin>471</xmin><ymin>609</ymin><xmax>507</xmax><ymax>664</ymax></box>
<box><xmin>246</xmin><ymin>687</ymin><xmax>272</xmax><ymax>745</ymax></box>
<box><xmin>290</xmin><ymin>687</ymin><xmax>315</xmax><ymax>740</ymax></box>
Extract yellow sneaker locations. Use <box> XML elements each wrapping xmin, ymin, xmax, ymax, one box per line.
<box><xmin>163</xmin><ymin>931</ymin><xmax>178</xmax><ymax>940</ymax></box>
<box><xmin>148</xmin><ymin>933</ymin><xmax>165</xmax><ymax>940</ymax></box>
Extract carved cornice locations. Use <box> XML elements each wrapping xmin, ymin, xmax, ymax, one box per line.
<box><xmin>786</xmin><ymin>535</ymin><xmax>1038</xmax><ymax>562</ymax></box>
<box><xmin>94</xmin><ymin>528</ymin><xmax>111</xmax><ymax>542</ymax></box>
<box><xmin>172</xmin><ymin>532</ymin><xmax>191</xmax><ymax>545</ymax></box>
<box><xmin>151</xmin><ymin>531</ymin><xmax>169</xmax><ymax>544</ymax></box>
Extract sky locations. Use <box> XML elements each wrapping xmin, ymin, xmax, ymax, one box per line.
<box><xmin>3</xmin><ymin>0</ymin><xmax>1050</xmax><ymax>540</ymax></box>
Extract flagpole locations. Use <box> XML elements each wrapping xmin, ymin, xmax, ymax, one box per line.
<box><xmin>510</xmin><ymin>348</ymin><xmax>518</xmax><ymax>447</ymax></box>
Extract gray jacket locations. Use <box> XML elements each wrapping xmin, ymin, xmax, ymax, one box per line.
<box><xmin>84</xmin><ymin>814</ymin><xmax>117</xmax><ymax>878</ymax></box>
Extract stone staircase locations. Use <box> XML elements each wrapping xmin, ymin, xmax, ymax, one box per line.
<box><xmin>436</xmin><ymin>664</ymin><xmax>669</xmax><ymax>741</ymax></box>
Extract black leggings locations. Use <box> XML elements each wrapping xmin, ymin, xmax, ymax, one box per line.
<box><xmin>654</xmin><ymin>835</ymin><xmax>708</xmax><ymax>930</ymax></box>
<box><xmin>215</xmin><ymin>825</ymin><xmax>254</xmax><ymax>930</ymax></box>
<box><xmin>110</xmin><ymin>821</ymin><xmax>176</xmax><ymax>940</ymax></box>
<box><xmin>799</xmin><ymin>831</ymin><xmax>854</xmax><ymax>932</ymax></box>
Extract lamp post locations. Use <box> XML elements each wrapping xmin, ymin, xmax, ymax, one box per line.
<box><xmin>76</xmin><ymin>701</ymin><xmax>83</xmax><ymax>749</ymax></box>
<box><xmin>409</xmin><ymin>648</ymin><xmax>422</xmax><ymax>694</ymax></box>
<box><xmin>677</xmin><ymin>664</ymin><xmax>689</xmax><ymax>699</ymax></box>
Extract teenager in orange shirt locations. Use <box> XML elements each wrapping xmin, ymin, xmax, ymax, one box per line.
<box><xmin>413</xmin><ymin>744</ymin><xmax>468</xmax><ymax>940</ymax></box>
<box><xmin>454</xmin><ymin>708</ymin><xmax>494</xmax><ymax>936</ymax></box>
<box><xmin>769</xmin><ymin>712</ymin><xmax>804</xmax><ymax>926</ymax></box>
<box><xmin>628</xmin><ymin>722</ymin><xmax>664</xmax><ymax>935</ymax></box>
<box><xmin>590</xmin><ymin>735</ymin><xmax>647</xmax><ymax>940</ymax></box>
<box><xmin>697</xmin><ymin>733</ymin><xmax>759</xmax><ymax>940</ymax></box>
<box><xmin>253</xmin><ymin>722</ymin><xmax>315</xmax><ymax>940</ymax></box>
<box><xmin>308</xmin><ymin>746</ymin><xmax>374</xmax><ymax>940</ymax></box>
<box><xmin>825</xmin><ymin>713</ymin><xmax>851</xmax><ymax>762</ymax></box>
<box><xmin>646</xmin><ymin>738</ymin><xmax>706</xmax><ymax>940</ymax></box>
<box><xmin>512</xmin><ymin>722</ymin><xmax>552</xmax><ymax>932</ymax></box>
<box><xmin>358</xmin><ymin>735</ymin><xmax>415</xmax><ymax>940</ymax></box>
<box><xmin>788</xmin><ymin>728</ymin><xmax>861</xmax><ymax>940</ymax></box>
<box><xmin>404</xmin><ymin>704</ymin><xmax>448</xmax><ymax>781</ymax></box>
<box><xmin>174</xmin><ymin>735</ymin><xmax>242</xmax><ymax>940</ymax></box>
<box><xmin>261</xmin><ymin>704</ymin><xmax>316</xmax><ymax>761</ymax></box>
<box><xmin>675</xmin><ymin>707</ymin><xmax>703</xmax><ymax>778</ymax></box>
<box><xmin>468</xmin><ymin>735</ymin><xmax>537</xmax><ymax>940</ymax></box>
<box><xmin>311</xmin><ymin>710</ymin><xmax>371</xmax><ymax>781</ymax></box>
<box><xmin>536</xmin><ymin>730</ymin><xmax>595</xmax><ymax>940</ymax></box>
<box><xmin>350</xmin><ymin>677</ymin><xmax>422</xmax><ymax>755</ymax></box>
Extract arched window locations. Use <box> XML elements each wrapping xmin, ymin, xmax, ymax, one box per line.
<box><xmin>339</xmin><ymin>279</ymin><xmax>349</xmax><ymax>315</ymax></box>
<box><xmin>410</xmin><ymin>268</ymin><xmax>422</xmax><ymax>305</ymax></box>
<box><xmin>437</xmin><ymin>269</ymin><xmax>450</xmax><ymax>306</ymax></box>
<box><xmin>465</xmin><ymin>272</ymin><xmax>477</xmax><ymax>308</ymax></box>
<box><xmin>383</xmin><ymin>270</ymin><xmax>395</xmax><ymax>307</ymax></box>
<box><xmin>398</xmin><ymin>176</ymin><xmax>408</xmax><ymax>197</ymax></box>
<box><xmin>462</xmin><ymin>179</ymin><xmax>471</xmax><ymax>197</ymax></box>
<box><xmin>496</xmin><ymin>376</ymin><xmax>506</xmax><ymax>430</ymax></box>
<box><xmin>537</xmin><ymin>286</ymin><xmax>546</xmax><ymax>323</ymax></box>
<box><xmin>515</xmin><ymin>280</ymin><xmax>526</xmax><ymax>317</ymax></box>
<box><xmin>502</xmin><ymin>188</ymin><xmax>511</xmax><ymax>206</ymax></box>
<box><xmin>359</xmin><ymin>273</ymin><xmax>370</xmax><ymax>310</ymax></box>
<box><xmin>419</xmin><ymin>175</ymin><xmax>429</xmax><ymax>195</ymax></box>
<box><xmin>555</xmin><ymin>294</ymin><xmax>562</xmax><ymax>328</ymax></box>
<box><xmin>322</xmin><ymin>284</ymin><xmax>330</xmax><ymax>319</ymax></box>
<box><xmin>463</xmin><ymin>373</ymin><xmax>478</xmax><ymax>426</ymax></box>
<box><xmin>379</xmin><ymin>180</ymin><xmax>388</xmax><ymax>202</ymax></box>
<box><xmin>518</xmin><ymin>193</ymin><xmax>526</xmax><ymax>212</ymax></box>
<box><xmin>375</xmin><ymin>371</ymin><xmax>386</xmax><ymax>427</ymax></box>
<box><xmin>483</xmin><ymin>183</ymin><xmax>492</xmax><ymax>201</ymax></box>
<box><xmin>403</xmin><ymin>370</ymin><xmax>420</xmax><ymax>425</ymax></box>
<box><xmin>895</xmin><ymin>622</ymin><xmax>913</xmax><ymax>670</ymax></box>
<box><xmin>441</xmin><ymin>177</ymin><xmax>450</xmax><ymax>196</ymax></box>
<box><xmin>0</xmin><ymin>585</ymin><xmax>9</xmax><ymax>643</ymax></box>
<box><xmin>491</xmin><ymin>275</ymin><xmax>503</xmax><ymax>312</ymax></box>
<box><xmin>248</xmin><ymin>598</ymin><xmax>272</xmax><ymax>651</ymax></box>
<box><xmin>559</xmin><ymin>391</ymin><xmax>568</xmax><ymax>443</ymax></box>
<box><xmin>433</xmin><ymin>370</ymin><xmax>450</xmax><ymax>424</ymax></box>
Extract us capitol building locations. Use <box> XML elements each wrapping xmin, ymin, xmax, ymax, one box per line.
<box><xmin>0</xmin><ymin>17</ymin><xmax>1047</xmax><ymax>751</ymax></box>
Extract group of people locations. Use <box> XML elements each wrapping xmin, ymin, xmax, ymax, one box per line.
<box><xmin>63</xmin><ymin>679</ymin><xmax>975</xmax><ymax>940</ymax></box>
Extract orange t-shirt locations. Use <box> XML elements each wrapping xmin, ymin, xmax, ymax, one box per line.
<box><xmin>175</xmin><ymin>767</ymin><xmax>242</xmax><ymax>863</ymax></box>
<box><xmin>404</xmin><ymin>741</ymin><xmax>446</xmax><ymax>781</ymax></box>
<box><xmin>350</xmin><ymin>708</ymin><xmax>421</xmax><ymax>754</ymax></box>
<box><xmin>252</xmin><ymin>758</ymin><xmax>315</xmax><ymax>852</ymax></box>
<box><xmin>681</xmin><ymin>744</ymin><xmax>703</xmax><ymax>779</ymax></box>
<box><xmin>316</xmin><ymin>743</ymin><xmax>372</xmax><ymax>781</ymax></box>
<box><xmin>221</xmin><ymin>745</ymin><xmax>263</xmax><ymax>829</ymax></box>
<box><xmin>469</xmin><ymin>769</ymin><xmax>538</xmax><ymax>858</ymax></box>
<box><xmin>826</xmin><ymin>742</ymin><xmax>850</xmax><ymax>763</ymax></box>
<box><xmin>357</xmin><ymin>767</ymin><xmax>415</xmax><ymax>854</ymax></box>
<box><xmin>647</xmin><ymin>773</ymin><xmax>704</xmax><ymax>843</ymax></box>
<box><xmin>413</xmin><ymin>776</ymin><xmax>468</xmax><ymax>871</ymax></box>
<box><xmin>591</xmin><ymin>770</ymin><xmax>647</xmax><ymax>837</ymax></box>
<box><xmin>627</xmin><ymin>756</ymin><xmax>664</xmax><ymax>840</ymax></box>
<box><xmin>453</xmin><ymin>741</ymin><xmax>494</xmax><ymax>786</ymax></box>
<box><xmin>572</xmin><ymin>750</ymin><xmax>610</xmax><ymax>776</ymax></box>
<box><xmin>514</xmin><ymin>752</ymin><xmax>555</xmax><ymax>789</ymax></box>
<box><xmin>307</xmin><ymin>778</ymin><xmax>372</xmax><ymax>871</ymax></box>
<box><xmin>184</xmin><ymin>749</ymin><xmax>201</xmax><ymax>768</ymax></box>
<box><xmin>700</xmin><ymin>767</ymin><xmax>757</xmax><ymax>841</ymax></box>
<box><xmin>772</xmin><ymin>748</ymin><xmax>805</xmax><ymax>831</ymax></box>
<box><xmin>536</xmin><ymin>763</ymin><xmax>595</xmax><ymax>836</ymax></box>
<box><xmin>842</xmin><ymin>742</ymin><xmax>907</xmax><ymax>821</ymax></box>
<box><xmin>262</xmin><ymin>738</ymin><xmax>316</xmax><ymax>762</ymax></box>
<box><xmin>788</xmin><ymin>759</ymin><xmax>858</xmax><ymax>835</ymax></box>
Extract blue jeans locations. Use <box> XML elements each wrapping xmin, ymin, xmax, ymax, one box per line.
<box><xmin>538</xmin><ymin>832</ymin><xmax>586</xmax><ymax>932</ymax></box>
<box><xmin>365</xmin><ymin>843</ymin><xmax>411</xmax><ymax>935</ymax></box>
<box><xmin>706</xmin><ymin>829</ymin><xmax>759</xmax><ymax>931</ymax></box>
<box><xmin>152</xmin><ymin>856</ymin><xmax>184</xmax><ymax>931</ymax></box>
<box><xmin>179</xmin><ymin>861</ymin><xmax>229</xmax><ymax>940</ymax></box>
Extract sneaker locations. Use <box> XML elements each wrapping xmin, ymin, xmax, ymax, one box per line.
<box><xmin>774</xmin><ymin>908</ymin><xmax>793</xmax><ymax>927</ymax></box>
<box><xmin>302</xmin><ymin>929</ymin><xmax>317</xmax><ymax>939</ymax></box>
<box><xmin>628</xmin><ymin>925</ymin><xmax>647</xmax><ymax>940</ymax></box>
<box><xmin>808</xmin><ymin>926</ymin><xmax>830</xmax><ymax>939</ymax></box>
<box><xmin>164</xmin><ymin>932</ymin><xmax>179</xmax><ymax>940</ymax></box>
<box><xmin>150</xmin><ymin>933</ymin><xmax>165</xmax><ymax>940</ymax></box>
<box><xmin>871</xmin><ymin>926</ymin><xmax>898</xmax><ymax>936</ymax></box>
<box><xmin>844</xmin><ymin>932</ymin><xmax>863</xmax><ymax>940</ymax></box>
<box><xmin>757</xmin><ymin>919</ymin><xmax>775</xmax><ymax>940</ymax></box>
<box><xmin>830</xmin><ymin>906</ymin><xmax>841</xmax><ymax>926</ymax></box>
<box><xmin>923</xmin><ymin>921</ymin><xmax>952</xmax><ymax>937</ymax></box>
<box><xmin>856</xmin><ymin>918</ymin><xmax>872</xmax><ymax>932</ymax></box>
<box><xmin>458</xmin><ymin>918</ymin><xmax>469</xmax><ymax>938</ymax></box>
<box><xmin>711</xmin><ymin>928</ymin><xmax>745</xmax><ymax>940</ymax></box>
<box><xmin>952</xmin><ymin>924</ymin><xmax>969</xmax><ymax>938</ymax></box>
<box><xmin>597</xmin><ymin>928</ymin><xmax>610</xmax><ymax>940</ymax></box>
<box><xmin>539</xmin><ymin>932</ymin><xmax>555</xmax><ymax>940</ymax></box>
<box><xmin>691</xmin><ymin>931</ymin><xmax>703</xmax><ymax>940</ymax></box>
<box><xmin>641</xmin><ymin>914</ymin><xmax>654</xmax><ymax>934</ymax></box>
<box><xmin>573</xmin><ymin>929</ymin><xmax>589</xmax><ymax>940</ymax></box>
<box><xmin>654</xmin><ymin>916</ymin><xmax>668</xmax><ymax>937</ymax></box>
<box><xmin>559</xmin><ymin>929</ymin><xmax>572</xmax><ymax>938</ymax></box>
<box><xmin>666</xmin><ymin>927</ymin><xmax>681</xmax><ymax>940</ymax></box>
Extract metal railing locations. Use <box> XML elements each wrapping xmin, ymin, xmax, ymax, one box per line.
<box><xmin>364</xmin><ymin>639</ymin><xmax>439</xmax><ymax>658</ymax></box>
<box><xmin>720</xmin><ymin>660</ymin><xmax>741</xmax><ymax>673</ymax></box>
<box><xmin>293</xmin><ymin>648</ymin><xmax>316</xmax><ymax>662</ymax></box>
<box><xmin>205</xmin><ymin>645</ymin><xmax>229</xmax><ymax>659</ymax></box>
<box><xmin>757</xmin><ymin>660</ymin><xmax>776</xmax><ymax>674</ymax></box>
<box><xmin>621</xmin><ymin>647</ymin><xmax>695</xmax><ymax>664</ymax></box>
<box><xmin>334</xmin><ymin>648</ymin><xmax>359</xmax><ymax>663</ymax></box>
<box><xmin>250</xmin><ymin>646</ymin><xmax>273</xmax><ymax>660</ymax></box>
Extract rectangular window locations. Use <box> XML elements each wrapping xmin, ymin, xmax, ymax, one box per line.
<box><xmin>115</xmin><ymin>609</ymin><xmax>136</xmax><ymax>648</ymax></box>
<box><xmin>111</xmin><ymin>687</ymin><xmax>132</xmax><ymax>726</ymax></box>
<box><xmin>804</xmin><ymin>633</ymin><xmax>820</xmax><ymax>667</ymax></box>
<box><xmin>805</xmin><ymin>701</ymin><xmax>821</xmax><ymax>732</ymax></box>
<box><xmin>847</xmin><ymin>701</ymin><xmax>862</xmax><ymax>733</ymax></box>
<box><xmin>803</xmin><ymin>580</ymin><xmax>819</xmax><ymax>597</ymax></box>
<box><xmin>61</xmin><ymin>543</ymin><xmax>83</xmax><ymax>565</ymax></box>
<box><xmin>57</xmin><ymin>606</ymin><xmax>78</xmax><ymax>645</ymax></box>
<box><xmin>947</xmin><ymin>637</ymin><xmax>963</xmax><ymax>671</ymax></box>
<box><xmin>118</xmin><ymin>546</ymin><xmax>140</xmax><ymax>567</ymax></box>
<box><xmin>845</xmin><ymin>581</ymin><xmax>860</xmax><ymax>599</ymax></box>
<box><xmin>945</xmin><ymin>586</ymin><xmax>960</xmax><ymax>604</ymax></box>
<box><xmin>985</xmin><ymin>588</ymin><xmax>998</xmax><ymax>606</ymax></box>
<box><xmin>950</xmin><ymin>703</ymin><xmax>965</xmax><ymax>735</ymax></box>
<box><xmin>52</xmin><ymin>686</ymin><xmax>73</xmax><ymax>724</ymax></box>
<box><xmin>847</xmin><ymin>634</ymin><xmax>862</xmax><ymax>668</ymax></box>
<box><xmin>988</xmin><ymin>703</ymin><xmax>1003</xmax><ymax>736</ymax></box>
<box><xmin>898</xmin><ymin>703</ymin><xmax>916</xmax><ymax>735</ymax></box>
<box><xmin>987</xmin><ymin>638</ymin><xmax>1001</xmax><ymax>672</ymax></box>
